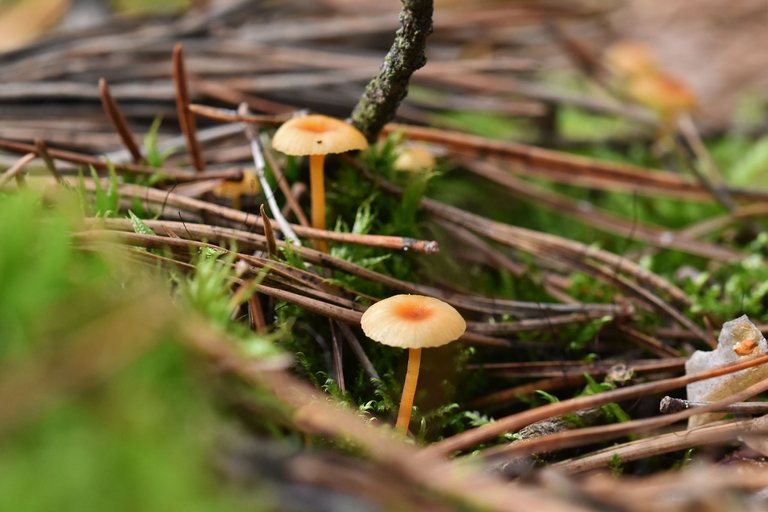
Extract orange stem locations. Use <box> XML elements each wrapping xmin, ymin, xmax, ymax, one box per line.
<box><xmin>395</xmin><ymin>347</ymin><xmax>422</xmax><ymax>433</ymax></box>
<box><xmin>309</xmin><ymin>153</ymin><xmax>328</xmax><ymax>253</ymax></box>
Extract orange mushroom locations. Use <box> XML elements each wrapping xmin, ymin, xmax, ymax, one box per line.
<box><xmin>626</xmin><ymin>72</ymin><xmax>696</xmax><ymax>122</ymax></box>
<box><xmin>271</xmin><ymin>115</ymin><xmax>368</xmax><ymax>252</ymax></box>
<box><xmin>361</xmin><ymin>294</ymin><xmax>466</xmax><ymax>433</ymax></box>
<box><xmin>604</xmin><ymin>41</ymin><xmax>658</xmax><ymax>79</ymax></box>
<box><xmin>212</xmin><ymin>170</ymin><xmax>259</xmax><ymax>210</ymax></box>
<box><xmin>604</xmin><ymin>40</ymin><xmax>696</xmax><ymax>144</ymax></box>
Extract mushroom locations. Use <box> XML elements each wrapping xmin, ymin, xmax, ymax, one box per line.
<box><xmin>361</xmin><ymin>294</ymin><xmax>466</xmax><ymax>433</ymax></box>
<box><xmin>604</xmin><ymin>41</ymin><xmax>658</xmax><ymax>79</ymax></box>
<box><xmin>212</xmin><ymin>170</ymin><xmax>259</xmax><ymax>210</ymax></box>
<box><xmin>394</xmin><ymin>145</ymin><xmax>436</xmax><ymax>173</ymax></box>
<box><xmin>271</xmin><ymin>115</ymin><xmax>368</xmax><ymax>252</ymax></box>
<box><xmin>626</xmin><ymin>72</ymin><xmax>696</xmax><ymax>122</ymax></box>
<box><xmin>603</xmin><ymin>41</ymin><xmax>696</xmax><ymax>145</ymax></box>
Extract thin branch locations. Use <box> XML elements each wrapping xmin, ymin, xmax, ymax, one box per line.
<box><xmin>351</xmin><ymin>0</ymin><xmax>433</xmax><ymax>141</ymax></box>
<box><xmin>552</xmin><ymin>419</ymin><xmax>756</xmax><ymax>475</ymax></box>
<box><xmin>259</xmin><ymin>204</ymin><xmax>277</xmax><ymax>258</ymax></box>
<box><xmin>422</xmin><ymin>353</ymin><xmax>768</xmax><ymax>457</ymax></box>
<box><xmin>382</xmin><ymin>123</ymin><xmax>768</xmax><ymax>202</ymax></box>
<box><xmin>261</xmin><ymin>133</ymin><xmax>311</xmax><ymax>228</ymax></box>
<box><xmin>98</xmin><ymin>78</ymin><xmax>144</xmax><ymax>163</ymax></box>
<box><xmin>238</xmin><ymin>103</ymin><xmax>300</xmax><ymax>244</ymax></box>
<box><xmin>85</xmin><ymin>232</ymin><xmax>508</xmax><ymax>348</ymax></box>
<box><xmin>334</xmin><ymin>321</ymin><xmax>380</xmax><ymax>382</ymax></box>
<box><xmin>0</xmin><ymin>152</ymin><xmax>35</xmax><ymax>188</ymax></box>
<box><xmin>462</xmin><ymin>157</ymin><xmax>741</xmax><ymax>262</ymax></box>
<box><xmin>93</xmin><ymin>217</ymin><xmax>623</xmax><ymax>320</ymax></box>
<box><xmin>471</xmin><ymin>357</ymin><xmax>685</xmax><ymax>379</ymax></box>
<box><xmin>77</xmin><ymin>178</ymin><xmax>439</xmax><ymax>253</ymax></box>
<box><xmin>329</xmin><ymin>320</ymin><xmax>345</xmax><ymax>392</ymax></box>
<box><xmin>481</xmin><ymin>371</ymin><xmax>768</xmax><ymax>462</ymax></box>
<box><xmin>676</xmin><ymin>113</ymin><xmax>736</xmax><ymax>211</ymax></box>
<box><xmin>34</xmin><ymin>138</ymin><xmax>64</xmax><ymax>184</ymax></box>
<box><xmin>172</xmin><ymin>43</ymin><xmax>206</xmax><ymax>172</ymax></box>
<box><xmin>0</xmin><ymin>138</ymin><xmax>240</xmax><ymax>182</ymax></box>
<box><xmin>188</xmin><ymin>103</ymin><xmax>289</xmax><ymax>126</ymax></box>
<box><xmin>659</xmin><ymin>396</ymin><xmax>768</xmax><ymax>415</ymax></box>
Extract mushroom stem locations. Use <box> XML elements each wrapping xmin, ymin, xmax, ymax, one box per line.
<box><xmin>395</xmin><ymin>347</ymin><xmax>422</xmax><ymax>433</ymax></box>
<box><xmin>309</xmin><ymin>153</ymin><xmax>328</xmax><ymax>253</ymax></box>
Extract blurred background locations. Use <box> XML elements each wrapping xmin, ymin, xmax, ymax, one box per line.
<box><xmin>2</xmin><ymin>0</ymin><xmax>768</xmax><ymax>152</ymax></box>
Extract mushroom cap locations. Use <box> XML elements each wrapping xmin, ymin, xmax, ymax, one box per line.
<box><xmin>272</xmin><ymin>114</ymin><xmax>368</xmax><ymax>156</ymax></box>
<box><xmin>394</xmin><ymin>146</ymin><xmax>436</xmax><ymax>172</ymax></box>
<box><xmin>361</xmin><ymin>294</ymin><xmax>466</xmax><ymax>349</ymax></box>
<box><xmin>213</xmin><ymin>170</ymin><xmax>260</xmax><ymax>199</ymax></box>
<box><xmin>605</xmin><ymin>41</ymin><xmax>658</xmax><ymax>78</ymax></box>
<box><xmin>627</xmin><ymin>73</ymin><xmax>696</xmax><ymax>114</ymax></box>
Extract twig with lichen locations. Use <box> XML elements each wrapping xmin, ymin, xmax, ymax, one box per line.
<box><xmin>351</xmin><ymin>0</ymin><xmax>433</xmax><ymax>142</ymax></box>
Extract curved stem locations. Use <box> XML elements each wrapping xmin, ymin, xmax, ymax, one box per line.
<box><xmin>309</xmin><ymin>154</ymin><xmax>328</xmax><ymax>252</ymax></box>
<box><xmin>396</xmin><ymin>347</ymin><xmax>422</xmax><ymax>433</ymax></box>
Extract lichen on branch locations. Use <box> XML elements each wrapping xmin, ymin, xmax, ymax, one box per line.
<box><xmin>351</xmin><ymin>0</ymin><xmax>433</xmax><ymax>142</ymax></box>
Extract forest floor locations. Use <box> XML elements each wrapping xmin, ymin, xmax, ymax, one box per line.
<box><xmin>2</xmin><ymin>1</ymin><xmax>768</xmax><ymax>511</ymax></box>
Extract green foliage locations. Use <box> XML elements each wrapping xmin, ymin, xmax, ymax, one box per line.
<box><xmin>128</xmin><ymin>210</ymin><xmax>156</xmax><ymax>235</ymax></box>
<box><xmin>609</xmin><ymin>453</ymin><xmax>624</xmax><ymax>477</ymax></box>
<box><xmin>558</xmin><ymin>106</ymin><xmax>638</xmax><ymax>142</ymax></box>
<box><xmin>719</xmin><ymin>135</ymin><xmax>768</xmax><ymax>187</ymax></box>
<box><xmin>111</xmin><ymin>0</ymin><xmax>191</xmax><ymax>15</ymax></box>
<box><xmin>358</xmin><ymin>379</ymin><xmax>399</xmax><ymax>417</ymax></box>
<box><xmin>428</xmin><ymin>110</ymin><xmax>531</xmax><ymax>140</ymax></box>
<box><xmin>276</xmin><ymin>240</ymin><xmax>306</xmax><ymax>269</ymax></box>
<box><xmin>0</xmin><ymin>189</ymin><xmax>112</xmax><ymax>358</ymax></box>
<box><xmin>174</xmin><ymin>246</ymin><xmax>233</xmax><ymax>326</ymax></box>
<box><xmin>581</xmin><ymin>374</ymin><xmax>631</xmax><ymax>423</ymax></box>
<box><xmin>532</xmin><ymin>390</ymin><xmax>588</xmax><ymax>427</ymax></box>
<box><xmin>0</xmin><ymin>345</ymin><xmax>265</xmax><ymax>512</ymax></box>
<box><xmin>671</xmin><ymin>448</ymin><xmax>695</xmax><ymax>470</ymax></box>
<box><xmin>76</xmin><ymin>165</ymin><xmax>119</xmax><ymax>217</ymax></box>
<box><xmin>535</xmin><ymin>390</ymin><xmax>561</xmax><ymax>404</ymax></box>
<box><xmin>684</xmin><ymin>233</ymin><xmax>768</xmax><ymax>320</ymax></box>
<box><xmin>173</xmin><ymin>247</ymin><xmax>281</xmax><ymax>358</ymax></box>
<box><xmin>330</xmin><ymin>197</ymin><xmax>393</xmax><ymax>276</ymax></box>
<box><xmin>567</xmin><ymin>315</ymin><xmax>614</xmax><ymax>351</ymax></box>
<box><xmin>143</xmin><ymin>117</ymin><xmax>174</xmax><ymax>169</ymax></box>
<box><xmin>0</xmin><ymin>190</ymin><xmax>267</xmax><ymax>511</ymax></box>
<box><xmin>394</xmin><ymin>169</ymin><xmax>438</xmax><ymax>231</ymax></box>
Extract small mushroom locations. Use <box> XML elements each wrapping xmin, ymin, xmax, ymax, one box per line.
<box><xmin>626</xmin><ymin>72</ymin><xmax>696</xmax><ymax>121</ymax></box>
<box><xmin>212</xmin><ymin>170</ymin><xmax>259</xmax><ymax>210</ymax></box>
<box><xmin>271</xmin><ymin>114</ymin><xmax>368</xmax><ymax>252</ymax></box>
<box><xmin>394</xmin><ymin>146</ymin><xmax>436</xmax><ymax>173</ymax></box>
<box><xmin>361</xmin><ymin>294</ymin><xmax>466</xmax><ymax>433</ymax></box>
<box><xmin>604</xmin><ymin>41</ymin><xmax>658</xmax><ymax>79</ymax></box>
<box><xmin>603</xmin><ymin>40</ymin><xmax>696</xmax><ymax>143</ymax></box>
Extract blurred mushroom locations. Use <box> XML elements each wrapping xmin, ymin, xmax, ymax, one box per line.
<box><xmin>361</xmin><ymin>294</ymin><xmax>466</xmax><ymax>433</ymax></box>
<box><xmin>212</xmin><ymin>170</ymin><xmax>260</xmax><ymax>210</ymax></box>
<box><xmin>626</xmin><ymin>72</ymin><xmax>696</xmax><ymax>127</ymax></box>
<box><xmin>604</xmin><ymin>40</ymin><xmax>696</xmax><ymax>143</ymax></box>
<box><xmin>604</xmin><ymin>40</ymin><xmax>658</xmax><ymax>79</ymax></box>
<box><xmin>394</xmin><ymin>145</ymin><xmax>436</xmax><ymax>173</ymax></box>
